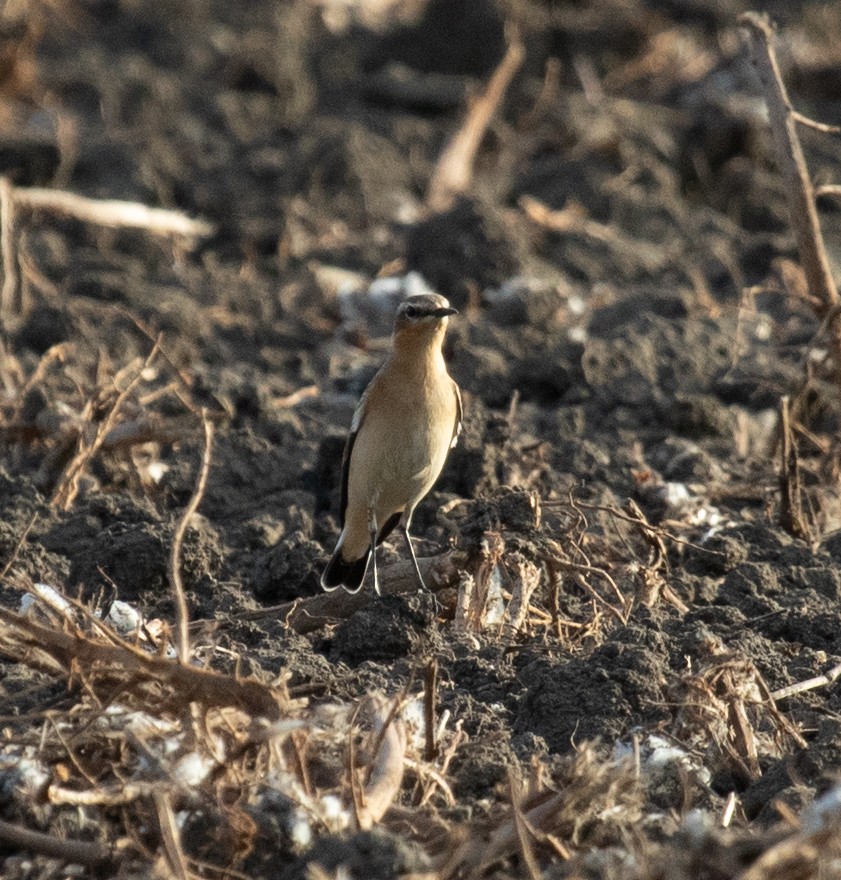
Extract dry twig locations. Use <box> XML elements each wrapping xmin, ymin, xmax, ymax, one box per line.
<box><xmin>154</xmin><ymin>790</ymin><xmax>190</xmax><ymax>880</ymax></box>
<box><xmin>770</xmin><ymin>661</ymin><xmax>841</xmax><ymax>701</ymax></box>
<box><xmin>0</xmin><ymin>606</ymin><xmax>285</xmax><ymax>720</ymax></box>
<box><xmin>739</xmin><ymin>13</ymin><xmax>841</xmax><ymax>378</ymax></box>
<box><xmin>777</xmin><ymin>395</ymin><xmax>812</xmax><ymax>542</ymax></box>
<box><xmin>0</xmin><ymin>818</ymin><xmax>120</xmax><ymax>870</ymax></box>
<box><xmin>356</xmin><ymin>694</ymin><xmax>407</xmax><ymax>830</ymax></box>
<box><xmin>0</xmin><ymin>179</ymin><xmax>215</xmax><ymax>317</ymax></box>
<box><xmin>51</xmin><ymin>341</ymin><xmax>161</xmax><ymax>509</ymax></box>
<box><xmin>426</xmin><ymin>29</ymin><xmax>524</xmax><ymax>212</ymax></box>
<box><xmin>196</xmin><ymin>552</ymin><xmax>461</xmax><ymax>636</ymax></box>
<box><xmin>169</xmin><ymin>411</ymin><xmax>214</xmax><ymax>664</ymax></box>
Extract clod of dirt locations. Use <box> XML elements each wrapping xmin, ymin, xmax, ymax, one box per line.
<box><xmin>282</xmin><ymin>829</ymin><xmax>430</xmax><ymax>880</ymax></box>
<box><xmin>406</xmin><ymin>198</ymin><xmax>523</xmax><ymax>308</ymax></box>
<box><xmin>587</xmin><ymin>289</ymin><xmax>691</xmax><ymax>338</ymax></box>
<box><xmin>68</xmin><ymin>516</ymin><xmax>222</xmax><ymax>604</ymax></box>
<box><xmin>13</xmin><ymin>305</ymin><xmax>72</xmax><ymax>354</ymax></box>
<box><xmin>251</xmin><ymin>533</ymin><xmax>323</xmax><ymax>602</ymax></box>
<box><xmin>514</xmin><ymin>636</ymin><xmax>668</xmax><ymax>754</ymax></box>
<box><xmin>716</xmin><ymin>562</ymin><xmax>782</xmax><ymax>618</ymax></box>
<box><xmin>287</xmin><ymin>120</ymin><xmax>414</xmax><ymax>234</ymax></box>
<box><xmin>366</xmin><ymin>0</ymin><xmax>505</xmax><ymax>78</ymax></box>
<box><xmin>683</xmin><ymin>532</ymin><xmax>750</xmax><ymax>577</ymax></box>
<box><xmin>439</xmin><ymin>402</ymin><xmax>510</xmax><ymax>497</ymax></box>
<box><xmin>458</xmin><ymin>485</ymin><xmax>541</xmax><ymax>547</ymax></box>
<box><xmin>329</xmin><ymin>594</ymin><xmax>439</xmax><ymax>666</ymax></box>
<box><xmin>485</xmin><ymin>278</ymin><xmax>564</xmax><ymax>327</ymax></box>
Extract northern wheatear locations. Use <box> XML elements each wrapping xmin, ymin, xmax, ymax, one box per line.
<box><xmin>321</xmin><ymin>292</ymin><xmax>462</xmax><ymax>595</ymax></box>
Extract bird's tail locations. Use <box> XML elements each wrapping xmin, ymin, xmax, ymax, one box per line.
<box><xmin>321</xmin><ymin>546</ymin><xmax>371</xmax><ymax>593</ymax></box>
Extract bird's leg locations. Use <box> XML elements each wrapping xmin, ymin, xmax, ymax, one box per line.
<box><xmin>401</xmin><ymin>520</ymin><xmax>427</xmax><ymax>591</ymax></box>
<box><xmin>368</xmin><ymin>506</ymin><xmax>380</xmax><ymax>595</ymax></box>
<box><xmin>402</xmin><ymin>517</ymin><xmax>442</xmax><ymax>614</ymax></box>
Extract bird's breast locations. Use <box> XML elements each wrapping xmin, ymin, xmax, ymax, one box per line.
<box><xmin>349</xmin><ymin>367</ymin><xmax>456</xmax><ymax>510</ymax></box>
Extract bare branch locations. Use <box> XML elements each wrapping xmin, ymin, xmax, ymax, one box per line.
<box><xmin>739</xmin><ymin>13</ymin><xmax>839</xmax><ymax>322</ymax></box>
<box><xmin>771</xmin><ymin>662</ymin><xmax>841</xmax><ymax>701</ymax></box>
<box><xmin>0</xmin><ymin>818</ymin><xmax>119</xmax><ymax>870</ymax></box>
<box><xmin>426</xmin><ymin>30</ymin><xmax>525</xmax><ymax>213</ymax></box>
<box><xmin>200</xmin><ymin>552</ymin><xmax>461</xmax><ymax>636</ymax></box>
<box><xmin>13</xmin><ymin>186</ymin><xmax>215</xmax><ymax>237</ymax></box>
<box><xmin>0</xmin><ymin>606</ymin><xmax>285</xmax><ymax>720</ymax></box>
<box><xmin>170</xmin><ymin>411</ymin><xmax>214</xmax><ymax>664</ymax></box>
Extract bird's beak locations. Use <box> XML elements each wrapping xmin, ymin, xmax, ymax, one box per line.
<box><xmin>434</xmin><ymin>307</ymin><xmax>458</xmax><ymax>318</ymax></box>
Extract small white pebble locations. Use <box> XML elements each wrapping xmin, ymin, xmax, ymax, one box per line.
<box><xmin>481</xmin><ymin>565</ymin><xmax>505</xmax><ymax>627</ymax></box>
<box><xmin>105</xmin><ymin>601</ymin><xmax>141</xmax><ymax>634</ymax></box>
<box><xmin>803</xmin><ymin>785</ymin><xmax>841</xmax><ymax>832</ymax></box>
<box><xmin>400</xmin><ymin>698</ymin><xmax>427</xmax><ymax>752</ymax></box>
<box><xmin>567</xmin><ymin>294</ymin><xmax>586</xmax><ymax>316</ymax></box>
<box><xmin>288</xmin><ymin>811</ymin><xmax>313</xmax><ymax>848</ymax></box>
<box><xmin>173</xmin><ymin>752</ymin><xmax>215</xmax><ymax>787</ymax></box>
<box><xmin>320</xmin><ymin>794</ymin><xmax>350</xmax><ymax>832</ymax></box>
<box><xmin>19</xmin><ymin>583</ymin><xmax>72</xmax><ymax>616</ymax></box>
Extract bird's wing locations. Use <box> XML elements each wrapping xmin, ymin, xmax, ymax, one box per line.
<box><xmin>451</xmin><ymin>380</ymin><xmax>463</xmax><ymax>449</ymax></box>
<box><xmin>339</xmin><ymin>382</ymin><xmax>372</xmax><ymax>528</ymax></box>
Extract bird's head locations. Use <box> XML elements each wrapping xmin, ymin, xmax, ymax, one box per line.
<box><xmin>393</xmin><ymin>293</ymin><xmax>457</xmax><ymax>347</ymax></box>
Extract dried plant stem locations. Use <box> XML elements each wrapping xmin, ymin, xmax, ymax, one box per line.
<box><xmin>501</xmin><ymin>553</ymin><xmax>541</xmax><ymax>637</ymax></box>
<box><xmin>0</xmin><ymin>818</ymin><xmax>118</xmax><ymax>870</ymax></box>
<box><xmin>0</xmin><ymin>606</ymin><xmax>284</xmax><ymax>720</ymax></box>
<box><xmin>777</xmin><ymin>395</ymin><xmax>810</xmax><ymax>541</ymax></box>
<box><xmin>170</xmin><ymin>411</ymin><xmax>214</xmax><ymax>664</ymax></box>
<box><xmin>0</xmin><ymin>177</ymin><xmax>19</xmax><ymax>316</ymax></box>
<box><xmin>0</xmin><ymin>178</ymin><xmax>215</xmax><ymax>317</ymax></box>
<box><xmin>51</xmin><ymin>341</ymin><xmax>161</xmax><ymax>509</ymax></box>
<box><xmin>12</xmin><ymin>186</ymin><xmax>215</xmax><ymax>236</ymax></box>
<box><xmin>424</xmin><ymin>659</ymin><xmax>438</xmax><ymax>761</ymax></box>
<box><xmin>198</xmin><ymin>553</ymin><xmax>461</xmax><ymax>636</ymax></box>
<box><xmin>426</xmin><ymin>30</ymin><xmax>524</xmax><ymax>212</ymax></box>
<box><xmin>739</xmin><ymin>14</ymin><xmax>841</xmax><ymax>375</ymax></box>
<box><xmin>154</xmin><ymin>790</ymin><xmax>190</xmax><ymax>880</ymax></box>
<box><xmin>771</xmin><ymin>661</ymin><xmax>841</xmax><ymax>701</ymax></box>
<box><xmin>509</xmin><ymin>771</ymin><xmax>542</xmax><ymax>880</ymax></box>
<box><xmin>356</xmin><ymin>694</ymin><xmax>407</xmax><ymax>830</ymax></box>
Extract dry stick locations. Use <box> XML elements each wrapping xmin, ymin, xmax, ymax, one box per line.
<box><xmin>777</xmin><ymin>395</ymin><xmax>811</xmax><ymax>541</ymax></box>
<box><xmin>771</xmin><ymin>662</ymin><xmax>841</xmax><ymax>701</ymax></box>
<box><xmin>0</xmin><ymin>182</ymin><xmax>215</xmax><ymax>317</ymax></box>
<box><xmin>508</xmin><ymin>771</ymin><xmax>542</xmax><ymax>880</ymax></box>
<box><xmin>424</xmin><ymin>659</ymin><xmax>438</xmax><ymax>762</ymax></box>
<box><xmin>357</xmin><ymin>694</ymin><xmax>407</xmax><ymax>830</ymax></box>
<box><xmin>153</xmin><ymin>790</ymin><xmax>190</xmax><ymax>880</ymax></box>
<box><xmin>49</xmin><ymin>780</ymin><xmax>161</xmax><ymax>807</ymax></box>
<box><xmin>51</xmin><ymin>340</ymin><xmax>161</xmax><ymax>509</ymax></box>
<box><xmin>441</xmin><ymin>790</ymin><xmax>566</xmax><ymax>879</ymax></box>
<box><xmin>170</xmin><ymin>412</ymin><xmax>214</xmax><ymax>664</ymax></box>
<box><xmin>11</xmin><ymin>186</ymin><xmax>216</xmax><ymax>237</ymax></box>
<box><xmin>0</xmin><ymin>818</ymin><xmax>119</xmax><ymax>870</ymax></box>
<box><xmin>739</xmin><ymin>14</ymin><xmax>841</xmax><ymax>371</ymax></box>
<box><xmin>501</xmin><ymin>553</ymin><xmax>541</xmax><ymax>638</ymax></box>
<box><xmin>0</xmin><ymin>606</ymin><xmax>283</xmax><ymax>720</ymax></box>
<box><xmin>816</xmin><ymin>184</ymin><xmax>841</xmax><ymax>199</ymax></box>
<box><xmin>426</xmin><ymin>30</ymin><xmax>525</xmax><ymax>213</ymax></box>
<box><xmin>0</xmin><ymin>177</ymin><xmax>18</xmax><ymax>316</ymax></box>
<box><xmin>193</xmin><ymin>553</ymin><xmax>461</xmax><ymax>636</ymax></box>
<box><xmin>0</xmin><ymin>511</ymin><xmax>38</xmax><ymax>582</ymax></box>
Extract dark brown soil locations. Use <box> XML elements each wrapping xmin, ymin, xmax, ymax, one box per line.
<box><xmin>2</xmin><ymin>0</ymin><xmax>841</xmax><ymax>878</ymax></box>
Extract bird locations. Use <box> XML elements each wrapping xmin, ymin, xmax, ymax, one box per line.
<box><xmin>321</xmin><ymin>292</ymin><xmax>462</xmax><ymax>595</ymax></box>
